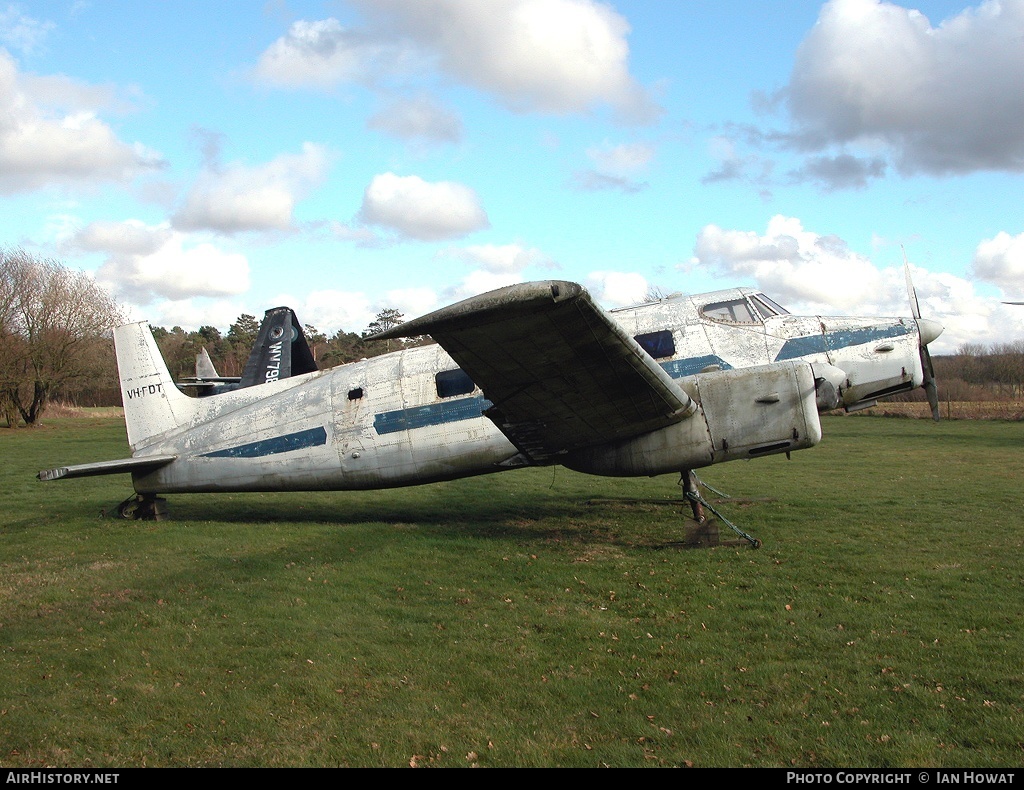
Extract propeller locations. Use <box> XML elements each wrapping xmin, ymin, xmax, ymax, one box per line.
<box><xmin>902</xmin><ymin>248</ymin><xmax>942</xmax><ymax>421</ymax></box>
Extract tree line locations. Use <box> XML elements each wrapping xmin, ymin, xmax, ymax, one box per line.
<box><xmin>151</xmin><ymin>306</ymin><xmax>419</xmax><ymax>384</ymax></box>
<box><xmin>4</xmin><ymin>247</ymin><xmax>1024</xmax><ymax>426</ymax></box>
<box><xmin>930</xmin><ymin>342</ymin><xmax>1024</xmax><ymax>401</ymax></box>
<box><xmin>0</xmin><ymin>248</ymin><xmax>423</xmax><ymax>426</ymax></box>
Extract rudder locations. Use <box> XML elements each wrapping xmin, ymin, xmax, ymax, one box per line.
<box><xmin>114</xmin><ymin>322</ymin><xmax>201</xmax><ymax>450</ymax></box>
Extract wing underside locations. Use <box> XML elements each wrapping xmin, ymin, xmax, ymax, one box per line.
<box><xmin>375</xmin><ymin>281</ymin><xmax>694</xmax><ymax>463</ymax></box>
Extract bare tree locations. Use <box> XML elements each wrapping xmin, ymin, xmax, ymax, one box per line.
<box><xmin>644</xmin><ymin>284</ymin><xmax>673</xmax><ymax>302</ymax></box>
<box><xmin>0</xmin><ymin>248</ymin><xmax>123</xmax><ymax>426</ymax></box>
<box><xmin>303</xmin><ymin>324</ymin><xmax>327</xmax><ymax>362</ymax></box>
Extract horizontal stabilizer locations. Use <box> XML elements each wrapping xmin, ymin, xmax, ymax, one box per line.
<box><xmin>38</xmin><ymin>455</ymin><xmax>177</xmax><ymax>482</ymax></box>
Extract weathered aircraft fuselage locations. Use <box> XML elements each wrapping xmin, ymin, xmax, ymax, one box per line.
<box><xmin>38</xmin><ymin>279</ymin><xmax>941</xmax><ymax>522</ymax></box>
<box><xmin>132</xmin><ymin>344</ymin><xmax>518</xmax><ymax>493</ymax></box>
<box><xmin>113</xmin><ymin>285</ymin><xmax>937</xmax><ymax>496</ymax></box>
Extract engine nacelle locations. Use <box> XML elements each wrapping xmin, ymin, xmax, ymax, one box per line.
<box><xmin>564</xmin><ymin>361</ymin><xmax>822</xmax><ymax>477</ymax></box>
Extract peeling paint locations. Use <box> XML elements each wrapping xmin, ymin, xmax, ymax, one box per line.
<box><xmin>40</xmin><ymin>280</ymin><xmax>941</xmax><ymax>503</ymax></box>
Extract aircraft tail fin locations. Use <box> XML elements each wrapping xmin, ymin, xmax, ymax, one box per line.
<box><xmin>238</xmin><ymin>307</ymin><xmax>318</xmax><ymax>388</ymax></box>
<box><xmin>114</xmin><ymin>322</ymin><xmax>203</xmax><ymax>450</ymax></box>
<box><xmin>195</xmin><ymin>347</ymin><xmax>220</xmax><ymax>380</ymax></box>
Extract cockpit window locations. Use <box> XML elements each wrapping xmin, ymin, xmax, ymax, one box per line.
<box><xmin>701</xmin><ymin>298</ymin><xmax>760</xmax><ymax>324</ymax></box>
<box><xmin>751</xmin><ymin>293</ymin><xmax>790</xmax><ymax>318</ymax></box>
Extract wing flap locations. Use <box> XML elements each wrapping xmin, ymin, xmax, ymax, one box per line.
<box><xmin>38</xmin><ymin>455</ymin><xmax>177</xmax><ymax>481</ymax></box>
<box><xmin>375</xmin><ymin>281</ymin><xmax>693</xmax><ymax>461</ymax></box>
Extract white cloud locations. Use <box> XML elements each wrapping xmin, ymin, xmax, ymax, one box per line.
<box><xmin>367</xmin><ymin>95</ymin><xmax>463</xmax><ymax>144</ymax></box>
<box><xmin>172</xmin><ymin>143</ymin><xmax>331</xmax><ymax>233</ymax></box>
<box><xmin>573</xmin><ymin>140</ymin><xmax>655</xmax><ymax>192</ymax></box>
<box><xmin>254</xmin><ymin>0</ymin><xmax>660</xmax><ymax>121</ymax></box>
<box><xmin>972</xmin><ymin>231</ymin><xmax>1024</xmax><ymax>295</ymax></box>
<box><xmin>900</xmin><ymin>267</ymin><xmax>1024</xmax><ymax>353</ymax></box>
<box><xmin>357</xmin><ymin>0</ymin><xmax>658</xmax><ymax>120</ymax></box>
<box><xmin>455</xmin><ymin>243</ymin><xmax>549</xmax><ymax>274</ymax></box>
<box><xmin>71</xmin><ymin>220</ymin><xmax>250</xmax><ymax>304</ymax></box>
<box><xmin>440</xmin><ymin>242</ymin><xmax>553</xmax><ymax>301</ymax></box>
<box><xmin>329</xmin><ymin>221</ymin><xmax>384</xmax><ymax>247</ymax></box>
<box><xmin>251</xmin><ymin>18</ymin><xmax>414</xmax><ymax>89</ymax></box>
<box><xmin>0</xmin><ymin>50</ymin><xmax>162</xmax><ymax>193</ymax></box>
<box><xmin>691</xmin><ymin>215</ymin><xmax>885</xmax><ymax>312</ymax></box>
<box><xmin>382</xmin><ymin>287</ymin><xmax>438</xmax><ymax>319</ymax></box>
<box><xmin>447</xmin><ymin>268</ymin><xmax>527</xmax><ymax>302</ymax></box>
<box><xmin>785</xmin><ymin>0</ymin><xmax>1024</xmax><ymax>175</ymax></box>
<box><xmin>358</xmin><ymin>172</ymin><xmax>489</xmax><ymax>241</ymax></box>
<box><xmin>586</xmin><ymin>141</ymin><xmax>655</xmax><ymax>175</ymax></box>
<box><xmin>268</xmin><ymin>286</ymin><xmax>436</xmax><ymax>335</ymax></box>
<box><xmin>585</xmin><ymin>270</ymin><xmax>648</xmax><ymax>308</ymax></box>
<box><xmin>134</xmin><ymin>298</ymin><xmax>251</xmax><ymax>333</ymax></box>
<box><xmin>0</xmin><ymin>5</ymin><xmax>55</xmax><ymax>55</ymax></box>
<box><xmin>274</xmin><ymin>288</ymin><xmax>377</xmax><ymax>335</ymax></box>
<box><xmin>70</xmin><ymin>218</ymin><xmax>170</xmax><ymax>256</ymax></box>
<box><xmin>686</xmin><ymin>215</ymin><xmax>1024</xmax><ymax>352</ymax></box>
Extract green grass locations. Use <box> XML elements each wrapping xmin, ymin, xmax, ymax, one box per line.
<box><xmin>1</xmin><ymin>415</ymin><xmax>1023</xmax><ymax>767</ymax></box>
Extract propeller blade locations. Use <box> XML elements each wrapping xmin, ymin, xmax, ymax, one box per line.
<box><xmin>903</xmin><ymin>246</ymin><xmax>922</xmax><ymax>320</ymax></box>
<box><xmin>902</xmin><ymin>248</ymin><xmax>941</xmax><ymax>421</ymax></box>
<box><xmin>921</xmin><ymin>346</ymin><xmax>940</xmax><ymax>421</ymax></box>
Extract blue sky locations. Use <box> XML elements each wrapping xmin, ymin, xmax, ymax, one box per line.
<box><xmin>3</xmin><ymin>0</ymin><xmax>1024</xmax><ymax>352</ymax></box>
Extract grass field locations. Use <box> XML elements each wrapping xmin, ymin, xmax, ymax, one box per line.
<box><xmin>1</xmin><ymin>415</ymin><xmax>1022</xmax><ymax>767</ymax></box>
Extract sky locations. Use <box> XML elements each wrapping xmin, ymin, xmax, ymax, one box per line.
<box><xmin>3</xmin><ymin>0</ymin><xmax>1024</xmax><ymax>353</ymax></box>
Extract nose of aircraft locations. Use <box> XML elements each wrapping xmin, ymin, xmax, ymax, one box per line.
<box><xmin>916</xmin><ymin>318</ymin><xmax>943</xmax><ymax>347</ymax></box>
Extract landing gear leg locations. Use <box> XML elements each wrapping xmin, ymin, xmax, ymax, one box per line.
<box><xmin>678</xmin><ymin>471</ymin><xmax>762</xmax><ymax>549</ymax></box>
<box><xmin>679</xmin><ymin>470</ymin><xmax>706</xmax><ymax>523</ymax></box>
<box><xmin>115</xmin><ymin>494</ymin><xmax>168</xmax><ymax>521</ymax></box>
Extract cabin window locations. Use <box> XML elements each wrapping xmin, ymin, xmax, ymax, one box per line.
<box><xmin>634</xmin><ymin>330</ymin><xmax>676</xmax><ymax>359</ymax></box>
<box><xmin>701</xmin><ymin>298</ymin><xmax>760</xmax><ymax>324</ymax></box>
<box><xmin>347</xmin><ymin>388</ymin><xmax>364</xmax><ymax>400</ymax></box>
<box><xmin>435</xmin><ymin>368</ymin><xmax>475</xmax><ymax>398</ymax></box>
<box><xmin>750</xmin><ymin>293</ymin><xmax>790</xmax><ymax>318</ymax></box>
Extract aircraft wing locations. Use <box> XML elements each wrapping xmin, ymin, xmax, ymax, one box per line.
<box><xmin>38</xmin><ymin>455</ymin><xmax>177</xmax><ymax>481</ymax></box>
<box><xmin>374</xmin><ymin>281</ymin><xmax>694</xmax><ymax>463</ymax></box>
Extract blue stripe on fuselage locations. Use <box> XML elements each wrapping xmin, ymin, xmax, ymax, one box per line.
<box><xmin>371</xmin><ymin>355</ymin><xmax>731</xmax><ymax>436</ymax></box>
<box><xmin>367</xmin><ymin>329</ymin><xmax>912</xmax><ymax>438</ymax></box>
<box><xmin>374</xmin><ymin>394</ymin><xmax>492</xmax><ymax>435</ymax></box>
<box><xmin>201</xmin><ymin>426</ymin><xmax>328</xmax><ymax>458</ymax></box>
<box><xmin>774</xmin><ymin>334</ymin><xmax>828</xmax><ymax>360</ymax></box>
<box><xmin>660</xmin><ymin>355</ymin><xmax>732</xmax><ymax>378</ymax></box>
<box><xmin>774</xmin><ymin>324</ymin><xmax>911</xmax><ymax>362</ymax></box>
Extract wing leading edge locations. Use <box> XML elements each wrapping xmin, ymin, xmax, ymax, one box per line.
<box><xmin>374</xmin><ymin>281</ymin><xmax>695</xmax><ymax>463</ymax></box>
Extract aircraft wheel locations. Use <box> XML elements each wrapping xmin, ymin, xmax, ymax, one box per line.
<box><xmin>116</xmin><ymin>497</ymin><xmax>139</xmax><ymax>519</ymax></box>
